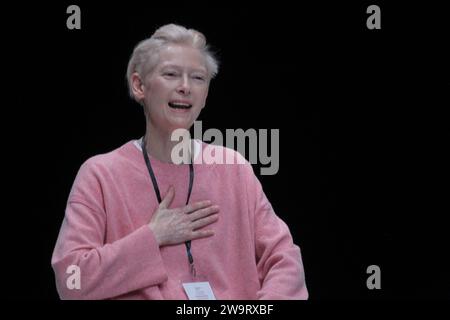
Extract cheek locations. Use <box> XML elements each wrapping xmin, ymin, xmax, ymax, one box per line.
<box><xmin>198</xmin><ymin>86</ymin><xmax>209</xmax><ymax>105</ymax></box>
<box><xmin>145</xmin><ymin>80</ymin><xmax>170</xmax><ymax>103</ymax></box>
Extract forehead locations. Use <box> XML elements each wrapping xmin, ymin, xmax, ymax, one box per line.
<box><xmin>157</xmin><ymin>44</ymin><xmax>207</xmax><ymax>72</ymax></box>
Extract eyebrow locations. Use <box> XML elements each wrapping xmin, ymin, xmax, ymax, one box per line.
<box><xmin>160</xmin><ymin>64</ymin><xmax>207</xmax><ymax>74</ymax></box>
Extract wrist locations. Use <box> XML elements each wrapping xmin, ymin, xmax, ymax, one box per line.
<box><xmin>148</xmin><ymin>224</ymin><xmax>162</xmax><ymax>246</ymax></box>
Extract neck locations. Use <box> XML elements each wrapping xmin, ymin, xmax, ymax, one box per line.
<box><xmin>143</xmin><ymin>123</ymin><xmax>192</xmax><ymax>164</ymax></box>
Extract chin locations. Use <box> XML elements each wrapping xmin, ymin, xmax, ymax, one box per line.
<box><xmin>167</xmin><ymin>121</ymin><xmax>194</xmax><ymax>133</ymax></box>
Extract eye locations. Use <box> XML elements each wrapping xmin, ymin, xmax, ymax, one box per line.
<box><xmin>163</xmin><ymin>71</ymin><xmax>179</xmax><ymax>77</ymax></box>
<box><xmin>192</xmin><ymin>75</ymin><xmax>206</xmax><ymax>82</ymax></box>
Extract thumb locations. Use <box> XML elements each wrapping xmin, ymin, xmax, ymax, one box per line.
<box><xmin>159</xmin><ymin>185</ymin><xmax>175</xmax><ymax>209</ymax></box>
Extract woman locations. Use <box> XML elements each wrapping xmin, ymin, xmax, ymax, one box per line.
<box><xmin>52</xmin><ymin>24</ymin><xmax>308</xmax><ymax>299</ymax></box>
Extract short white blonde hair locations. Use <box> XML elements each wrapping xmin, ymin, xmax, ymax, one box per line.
<box><xmin>126</xmin><ymin>24</ymin><xmax>219</xmax><ymax>101</ymax></box>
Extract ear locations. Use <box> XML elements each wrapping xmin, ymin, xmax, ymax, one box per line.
<box><xmin>130</xmin><ymin>72</ymin><xmax>145</xmax><ymax>102</ymax></box>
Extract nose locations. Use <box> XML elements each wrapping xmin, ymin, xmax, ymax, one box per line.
<box><xmin>176</xmin><ymin>75</ymin><xmax>191</xmax><ymax>96</ymax></box>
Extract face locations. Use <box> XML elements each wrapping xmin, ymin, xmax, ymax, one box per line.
<box><xmin>133</xmin><ymin>44</ymin><xmax>210</xmax><ymax>134</ymax></box>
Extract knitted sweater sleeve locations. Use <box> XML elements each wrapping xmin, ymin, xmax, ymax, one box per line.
<box><xmin>51</xmin><ymin>159</ymin><xmax>167</xmax><ymax>299</ymax></box>
<box><xmin>243</xmin><ymin>162</ymin><xmax>308</xmax><ymax>300</ymax></box>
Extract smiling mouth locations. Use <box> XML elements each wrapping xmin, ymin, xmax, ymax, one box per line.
<box><xmin>168</xmin><ymin>102</ymin><xmax>192</xmax><ymax>109</ymax></box>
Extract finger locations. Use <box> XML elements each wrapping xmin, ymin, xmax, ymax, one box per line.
<box><xmin>182</xmin><ymin>200</ymin><xmax>213</xmax><ymax>215</ymax></box>
<box><xmin>191</xmin><ymin>214</ymin><xmax>219</xmax><ymax>230</ymax></box>
<box><xmin>159</xmin><ymin>185</ymin><xmax>175</xmax><ymax>209</ymax></box>
<box><xmin>189</xmin><ymin>205</ymin><xmax>220</xmax><ymax>221</ymax></box>
<box><xmin>189</xmin><ymin>229</ymin><xmax>215</xmax><ymax>241</ymax></box>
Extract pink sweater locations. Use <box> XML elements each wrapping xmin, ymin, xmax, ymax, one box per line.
<box><xmin>51</xmin><ymin>140</ymin><xmax>308</xmax><ymax>299</ymax></box>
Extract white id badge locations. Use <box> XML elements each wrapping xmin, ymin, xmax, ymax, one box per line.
<box><xmin>181</xmin><ymin>274</ymin><xmax>216</xmax><ymax>300</ymax></box>
<box><xmin>182</xmin><ymin>281</ymin><xmax>216</xmax><ymax>300</ymax></box>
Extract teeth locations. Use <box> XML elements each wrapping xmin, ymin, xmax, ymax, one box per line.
<box><xmin>168</xmin><ymin>102</ymin><xmax>192</xmax><ymax>109</ymax></box>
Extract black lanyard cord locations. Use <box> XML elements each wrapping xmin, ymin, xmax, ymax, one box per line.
<box><xmin>141</xmin><ymin>137</ymin><xmax>195</xmax><ymax>272</ymax></box>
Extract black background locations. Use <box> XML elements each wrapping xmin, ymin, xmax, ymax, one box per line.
<box><xmin>4</xmin><ymin>1</ymin><xmax>449</xmax><ymax>300</ymax></box>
